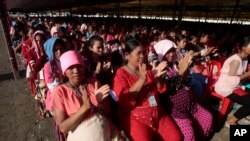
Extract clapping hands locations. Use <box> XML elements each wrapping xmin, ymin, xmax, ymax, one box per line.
<box><xmin>178</xmin><ymin>51</ymin><xmax>193</xmax><ymax>75</ymax></box>
<box><xmin>94</xmin><ymin>82</ymin><xmax>110</xmax><ymax>103</ymax></box>
<box><xmin>152</xmin><ymin>61</ymin><xmax>167</xmax><ymax>78</ymax></box>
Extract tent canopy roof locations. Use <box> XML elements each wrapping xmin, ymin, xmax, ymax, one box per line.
<box><xmin>6</xmin><ymin>0</ymin><xmax>250</xmax><ymax>20</ymax></box>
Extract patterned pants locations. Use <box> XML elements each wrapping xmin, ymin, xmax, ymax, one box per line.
<box><xmin>173</xmin><ymin>104</ymin><xmax>213</xmax><ymax>141</ymax></box>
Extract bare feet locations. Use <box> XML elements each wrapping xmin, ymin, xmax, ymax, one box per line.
<box><xmin>225</xmin><ymin>120</ymin><xmax>238</xmax><ymax>126</ymax></box>
<box><xmin>225</xmin><ymin>116</ymin><xmax>238</xmax><ymax>127</ymax></box>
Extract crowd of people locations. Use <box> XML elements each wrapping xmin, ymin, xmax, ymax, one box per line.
<box><xmin>9</xmin><ymin>15</ymin><xmax>250</xmax><ymax>141</ymax></box>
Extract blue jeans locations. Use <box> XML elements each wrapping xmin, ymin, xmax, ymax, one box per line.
<box><xmin>190</xmin><ymin>73</ymin><xmax>207</xmax><ymax>101</ymax></box>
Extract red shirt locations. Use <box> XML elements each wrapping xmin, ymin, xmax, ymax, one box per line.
<box><xmin>26</xmin><ymin>49</ymin><xmax>47</xmax><ymax>79</ymax></box>
<box><xmin>21</xmin><ymin>38</ymin><xmax>32</xmax><ymax>61</ymax></box>
<box><xmin>113</xmin><ymin>67</ymin><xmax>166</xmax><ymax>129</ymax></box>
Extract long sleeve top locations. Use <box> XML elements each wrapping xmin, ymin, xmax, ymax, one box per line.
<box><xmin>113</xmin><ymin>67</ymin><xmax>166</xmax><ymax>130</ymax></box>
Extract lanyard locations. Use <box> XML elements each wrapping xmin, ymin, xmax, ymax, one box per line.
<box><xmin>126</xmin><ymin>65</ymin><xmax>139</xmax><ymax>77</ymax></box>
<box><xmin>67</xmin><ymin>82</ymin><xmax>85</xmax><ymax>97</ymax></box>
<box><xmin>166</xmin><ymin>66</ymin><xmax>178</xmax><ymax>78</ymax></box>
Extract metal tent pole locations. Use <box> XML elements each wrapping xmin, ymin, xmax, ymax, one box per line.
<box><xmin>178</xmin><ymin>0</ymin><xmax>185</xmax><ymax>24</ymax></box>
<box><xmin>230</xmin><ymin>0</ymin><xmax>240</xmax><ymax>24</ymax></box>
<box><xmin>172</xmin><ymin>0</ymin><xmax>178</xmax><ymax>20</ymax></box>
<box><xmin>0</xmin><ymin>0</ymin><xmax>19</xmax><ymax>80</ymax></box>
<box><xmin>138</xmin><ymin>0</ymin><xmax>142</xmax><ymax>19</ymax></box>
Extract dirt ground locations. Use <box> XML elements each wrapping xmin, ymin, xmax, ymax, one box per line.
<box><xmin>0</xmin><ymin>22</ymin><xmax>232</xmax><ymax>141</ymax></box>
<box><xmin>0</xmin><ymin>22</ymin><xmax>57</xmax><ymax>141</ymax></box>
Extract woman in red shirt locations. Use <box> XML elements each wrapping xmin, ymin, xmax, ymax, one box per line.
<box><xmin>113</xmin><ymin>38</ymin><xmax>182</xmax><ymax>141</ymax></box>
<box><xmin>25</xmin><ymin>30</ymin><xmax>47</xmax><ymax>79</ymax></box>
<box><xmin>21</xmin><ymin>26</ymin><xmax>35</xmax><ymax>61</ymax></box>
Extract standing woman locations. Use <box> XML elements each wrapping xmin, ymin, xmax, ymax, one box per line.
<box><xmin>43</xmin><ymin>37</ymin><xmax>68</xmax><ymax>112</ymax></box>
<box><xmin>43</xmin><ymin>37</ymin><xmax>68</xmax><ymax>140</ymax></box>
<box><xmin>215</xmin><ymin>36</ymin><xmax>250</xmax><ymax>126</ymax></box>
<box><xmin>21</xmin><ymin>26</ymin><xmax>35</xmax><ymax>61</ymax></box>
<box><xmin>113</xmin><ymin>39</ymin><xmax>182</xmax><ymax>141</ymax></box>
<box><xmin>154</xmin><ymin>39</ymin><xmax>213</xmax><ymax>141</ymax></box>
<box><xmin>25</xmin><ymin>30</ymin><xmax>47</xmax><ymax>79</ymax></box>
<box><xmin>52</xmin><ymin>51</ymin><xmax>122</xmax><ymax>141</ymax></box>
<box><xmin>87</xmin><ymin>35</ymin><xmax>112</xmax><ymax>85</ymax></box>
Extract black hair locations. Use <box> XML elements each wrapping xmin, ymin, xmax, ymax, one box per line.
<box><xmin>239</xmin><ymin>36</ymin><xmax>250</xmax><ymax>50</ymax></box>
<box><xmin>88</xmin><ymin>35</ymin><xmax>104</xmax><ymax>48</ymax></box>
<box><xmin>34</xmin><ymin>32</ymin><xmax>47</xmax><ymax>41</ymax></box>
<box><xmin>189</xmin><ymin>35</ymin><xmax>197</xmax><ymax>41</ymax></box>
<box><xmin>27</xmin><ymin>26</ymin><xmax>35</xmax><ymax>32</ymax></box>
<box><xmin>124</xmin><ymin>38</ymin><xmax>142</xmax><ymax>54</ymax></box>
<box><xmin>53</xmin><ymin>39</ymin><xmax>67</xmax><ymax>52</ymax></box>
<box><xmin>197</xmin><ymin>31</ymin><xmax>209</xmax><ymax>39</ymax></box>
<box><xmin>176</xmin><ymin>34</ymin><xmax>187</xmax><ymax>42</ymax></box>
<box><xmin>156</xmin><ymin>28</ymin><xmax>166</xmax><ymax>37</ymax></box>
<box><xmin>60</xmin><ymin>26</ymin><xmax>66</xmax><ymax>36</ymax></box>
<box><xmin>122</xmin><ymin>34</ymin><xmax>134</xmax><ymax>44</ymax></box>
<box><xmin>124</xmin><ymin>38</ymin><xmax>143</xmax><ymax>64</ymax></box>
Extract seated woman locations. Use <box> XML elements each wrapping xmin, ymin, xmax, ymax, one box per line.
<box><xmin>215</xmin><ymin>36</ymin><xmax>250</xmax><ymax>126</ymax></box>
<box><xmin>113</xmin><ymin>38</ymin><xmax>182</xmax><ymax>141</ymax></box>
<box><xmin>51</xmin><ymin>51</ymin><xmax>122</xmax><ymax>141</ymax></box>
<box><xmin>154</xmin><ymin>39</ymin><xmax>213</xmax><ymax>141</ymax></box>
<box><xmin>176</xmin><ymin>34</ymin><xmax>208</xmax><ymax>102</ymax></box>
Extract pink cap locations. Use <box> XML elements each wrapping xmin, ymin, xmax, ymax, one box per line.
<box><xmin>60</xmin><ymin>51</ymin><xmax>84</xmax><ymax>75</ymax></box>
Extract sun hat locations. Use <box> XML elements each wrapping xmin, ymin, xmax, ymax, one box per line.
<box><xmin>153</xmin><ymin>39</ymin><xmax>177</xmax><ymax>61</ymax></box>
<box><xmin>60</xmin><ymin>51</ymin><xmax>84</xmax><ymax>75</ymax></box>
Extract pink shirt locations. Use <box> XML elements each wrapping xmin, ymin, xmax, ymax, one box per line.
<box><xmin>43</xmin><ymin>61</ymin><xmax>62</xmax><ymax>87</ymax></box>
<box><xmin>52</xmin><ymin>84</ymin><xmax>83</xmax><ymax>116</ymax></box>
<box><xmin>52</xmin><ymin>81</ymin><xmax>103</xmax><ymax>116</ymax></box>
<box><xmin>44</xmin><ymin>61</ymin><xmax>63</xmax><ymax>112</ymax></box>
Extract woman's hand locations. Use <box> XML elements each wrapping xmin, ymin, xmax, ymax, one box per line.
<box><xmin>55</xmin><ymin>84</ymin><xmax>92</xmax><ymax>134</ymax></box>
<box><xmin>139</xmin><ymin>63</ymin><xmax>147</xmax><ymax>80</ymax></box>
<box><xmin>29</xmin><ymin>46</ymin><xmax>35</xmax><ymax>50</ymax></box>
<box><xmin>152</xmin><ymin>61</ymin><xmax>167</xmax><ymax>78</ymax></box>
<box><xmin>103</xmin><ymin>61</ymin><xmax>111</xmax><ymax>71</ymax></box>
<box><xmin>95</xmin><ymin>62</ymin><xmax>102</xmax><ymax>74</ymax></box>
<box><xmin>192</xmin><ymin>52</ymin><xmax>200</xmax><ymax>57</ymax></box>
<box><xmin>94</xmin><ymin>82</ymin><xmax>110</xmax><ymax>103</ymax></box>
<box><xmin>40</xmin><ymin>47</ymin><xmax>45</xmax><ymax>57</ymax></box>
<box><xmin>79</xmin><ymin>85</ymin><xmax>91</xmax><ymax>109</ymax></box>
<box><xmin>204</xmin><ymin>47</ymin><xmax>215</xmax><ymax>56</ymax></box>
<box><xmin>178</xmin><ymin>51</ymin><xmax>193</xmax><ymax>75</ymax></box>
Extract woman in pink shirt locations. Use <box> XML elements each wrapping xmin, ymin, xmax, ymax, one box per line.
<box><xmin>52</xmin><ymin>51</ymin><xmax>122</xmax><ymax>141</ymax></box>
<box><xmin>43</xmin><ymin>37</ymin><xmax>67</xmax><ymax>112</ymax></box>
